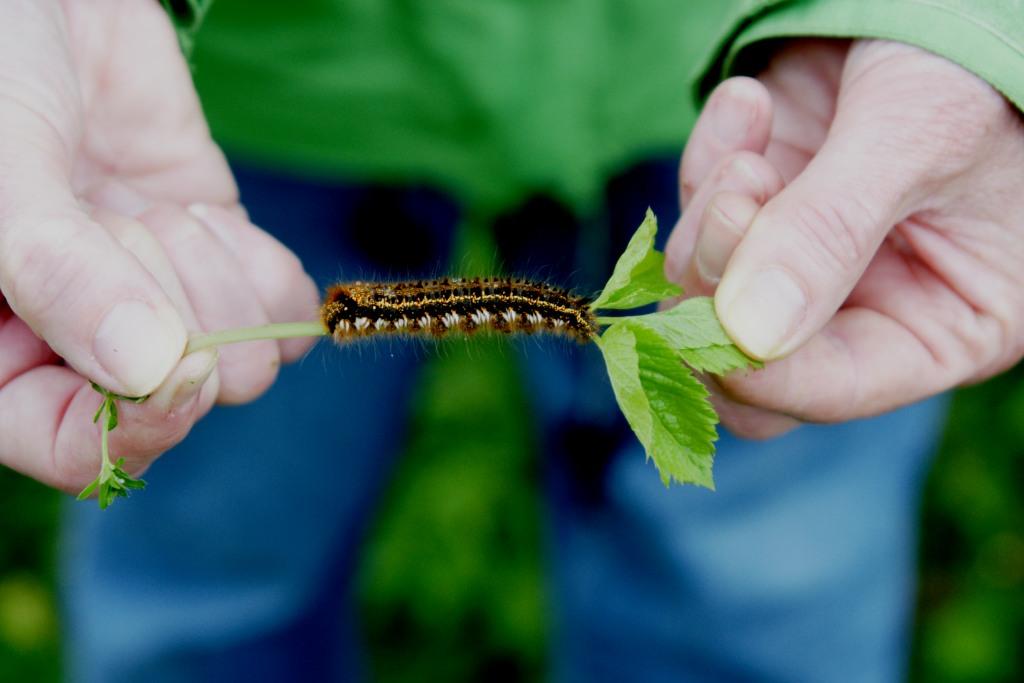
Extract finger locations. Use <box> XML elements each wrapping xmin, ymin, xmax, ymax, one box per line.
<box><xmin>187</xmin><ymin>203</ymin><xmax>321</xmax><ymax>362</ymax></box>
<box><xmin>680</xmin><ymin>77</ymin><xmax>773</xmax><ymax>208</ymax></box>
<box><xmin>704</xmin><ymin>375</ymin><xmax>801</xmax><ymax>440</ymax></box>
<box><xmin>716</xmin><ymin>246</ymin><xmax>995</xmax><ymax>422</ymax></box>
<box><xmin>85</xmin><ymin>178</ymin><xmax>152</xmax><ymax>218</ymax></box>
<box><xmin>104</xmin><ymin>347</ymin><xmax>219</xmax><ymax>475</ymax></box>
<box><xmin>713</xmin><ymin>111</ymin><xmax>924</xmax><ymax>360</ymax></box>
<box><xmin>93</xmin><ymin>206</ymin><xmax>223</xmax><ymax>398</ymax></box>
<box><xmin>665</xmin><ymin>152</ymin><xmax>784</xmax><ymax>288</ymax></box>
<box><xmin>0</xmin><ymin>3</ymin><xmax>186</xmax><ymax>397</ymax></box>
<box><xmin>691</xmin><ymin>192</ymin><xmax>763</xmax><ymax>292</ymax></box>
<box><xmin>757</xmin><ymin>40</ymin><xmax>848</xmax><ymax>183</ymax></box>
<box><xmin>0</xmin><ymin>171</ymin><xmax>187</xmax><ymax>400</ymax></box>
<box><xmin>90</xmin><ymin>208</ymin><xmax>201</xmax><ymax>331</ymax></box>
<box><xmin>0</xmin><ymin>211</ymin><xmax>222</xmax><ymax>490</ymax></box>
<box><xmin>0</xmin><ymin>212</ymin><xmax>221</xmax><ymax>490</ymax></box>
<box><xmin>0</xmin><ymin>310</ymin><xmax>56</xmax><ymax>386</ymax></box>
<box><xmin>0</xmin><ymin>347</ymin><xmax>219</xmax><ymax>493</ymax></box>
<box><xmin>140</xmin><ymin>205</ymin><xmax>281</xmax><ymax>404</ymax></box>
<box><xmin>717</xmin><ymin>306</ymin><xmax>947</xmax><ymax>423</ymax></box>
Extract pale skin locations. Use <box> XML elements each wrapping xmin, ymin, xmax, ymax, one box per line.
<box><xmin>0</xmin><ymin>0</ymin><xmax>319</xmax><ymax>491</ymax></box>
<box><xmin>665</xmin><ymin>39</ymin><xmax>1024</xmax><ymax>438</ymax></box>
<box><xmin>1</xmin><ymin>4</ymin><xmax>1021</xmax><ymax>493</ymax></box>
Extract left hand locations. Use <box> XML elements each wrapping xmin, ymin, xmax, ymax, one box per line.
<box><xmin>664</xmin><ymin>39</ymin><xmax>1024</xmax><ymax>438</ymax></box>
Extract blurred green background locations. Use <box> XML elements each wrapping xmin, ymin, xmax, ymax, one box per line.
<box><xmin>0</xmin><ymin>343</ymin><xmax>1021</xmax><ymax>682</ymax></box>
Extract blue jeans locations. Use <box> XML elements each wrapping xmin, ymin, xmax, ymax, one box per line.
<box><xmin>62</xmin><ymin>161</ymin><xmax>948</xmax><ymax>682</ymax></box>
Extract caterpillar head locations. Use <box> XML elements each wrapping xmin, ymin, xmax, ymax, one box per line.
<box><xmin>324</xmin><ymin>285</ymin><xmax>358</xmax><ymax>313</ymax></box>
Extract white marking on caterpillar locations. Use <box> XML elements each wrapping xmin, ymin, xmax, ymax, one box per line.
<box><xmin>526</xmin><ymin>312</ymin><xmax>544</xmax><ymax>325</ymax></box>
<box><xmin>552</xmin><ymin>318</ymin><xmax>566</xmax><ymax>328</ymax></box>
<box><xmin>337</xmin><ymin>319</ymin><xmax>352</xmax><ymax>332</ymax></box>
<box><xmin>418</xmin><ymin>314</ymin><xmax>432</xmax><ymax>329</ymax></box>
<box><xmin>394</xmin><ymin>317</ymin><xmax>409</xmax><ymax>330</ymax></box>
<box><xmin>354</xmin><ymin>317</ymin><xmax>370</xmax><ymax>331</ymax></box>
<box><xmin>374</xmin><ymin>318</ymin><xmax>389</xmax><ymax>331</ymax></box>
<box><xmin>471</xmin><ymin>309</ymin><xmax>492</xmax><ymax>326</ymax></box>
<box><xmin>501</xmin><ymin>308</ymin><xmax>518</xmax><ymax>324</ymax></box>
<box><xmin>442</xmin><ymin>311</ymin><xmax>461</xmax><ymax>328</ymax></box>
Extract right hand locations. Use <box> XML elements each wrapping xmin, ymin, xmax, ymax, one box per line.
<box><xmin>0</xmin><ymin>0</ymin><xmax>320</xmax><ymax>492</ymax></box>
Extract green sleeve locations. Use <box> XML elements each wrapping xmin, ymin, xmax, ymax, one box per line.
<box><xmin>160</xmin><ymin>0</ymin><xmax>215</xmax><ymax>55</ymax></box>
<box><xmin>694</xmin><ymin>0</ymin><xmax>1024</xmax><ymax>113</ymax></box>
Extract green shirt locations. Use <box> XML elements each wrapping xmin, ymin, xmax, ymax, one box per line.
<box><xmin>167</xmin><ymin>1</ymin><xmax>1024</xmax><ymax>216</ymax></box>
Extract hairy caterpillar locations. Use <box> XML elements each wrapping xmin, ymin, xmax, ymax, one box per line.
<box><xmin>321</xmin><ymin>277</ymin><xmax>598</xmax><ymax>344</ymax></box>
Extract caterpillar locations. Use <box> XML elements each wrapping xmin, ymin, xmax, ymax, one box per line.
<box><xmin>321</xmin><ymin>277</ymin><xmax>597</xmax><ymax>344</ymax></box>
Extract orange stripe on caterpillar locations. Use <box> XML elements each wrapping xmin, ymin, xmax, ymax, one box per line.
<box><xmin>321</xmin><ymin>277</ymin><xmax>597</xmax><ymax>343</ymax></box>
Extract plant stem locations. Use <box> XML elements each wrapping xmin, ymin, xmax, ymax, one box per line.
<box><xmin>99</xmin><ymin>401</ymin><xmax>112</xmax><ymax>476</ymax></box>
<box><xmin>185</xmin><ymin>321</ymin><xmax>328</xmax><ymax>354</ymax></box>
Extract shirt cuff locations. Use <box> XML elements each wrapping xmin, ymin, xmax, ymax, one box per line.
<box><xmin>692</xmin><ymin>0</ymin><xmax>1024</xmax><ymax>114</ymax></box>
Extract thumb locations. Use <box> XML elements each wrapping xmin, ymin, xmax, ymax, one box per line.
<box><xmin>713</xmin><ymin>125</ymin><xmax>917</xmax><ymax>360</ymax></box>
<box><xmin>0</xmin><ymin>131</ymin><xmax>186</xmax><ymax>399</ymax></box>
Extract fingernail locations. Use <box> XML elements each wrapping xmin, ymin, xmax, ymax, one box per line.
<box><xmin>731</xmin><ymin>158</ymin><xmax>764</xmax><ymax>198</ymax></box>
<box><xmin>94</xmin><ymin>301</ymin><xmax>186</xmax><ymax>396</ymax></box>
<box><xmin>90</xmin><ymin>180</ymin><xmax>151</xmax><ymax>217</ymax></box>
<box><xmin>713</xmin><ymin>83</ymin><xmax>757</xmax><ymax>146</ymax></box>
<box><xmin>717</xmin><ymin>267</ymin><xmax>806</xmax><ymax>359</ymax></box>
<box><xmin>151</xmin><ymin>348</ymin><xmax>219</xmax><ymax>412</ymax></box>
<box><xmin>696</xmin><ymin>206</ymin><xmax>742</xmax><ymax>284</ymax></box>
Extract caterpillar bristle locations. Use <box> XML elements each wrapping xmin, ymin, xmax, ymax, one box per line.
<box><xmin>321</xmin><ymin>277</ymin><xmax>597</xmax><ymax>344</ymax></box>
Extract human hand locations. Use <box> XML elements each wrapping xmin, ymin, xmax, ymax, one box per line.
<box><xmin>665</xmin><ymin>39</ymin><xmax>1024</xmax><ymax>438</ymax></box>
<box><xmin>0</xmin><ymin>0</ymin><xmax>319</xmax><ymax>490</ymax></box>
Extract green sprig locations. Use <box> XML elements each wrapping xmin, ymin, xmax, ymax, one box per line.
<box><xmin>76</xmin><ymin>384</ymin><xmax>148</xmax><ymax>509</ymax></box>
<box><xmin>591</xmin><ymin>209</ymin><xmax>760</xmax><ymax>488</ymax></box>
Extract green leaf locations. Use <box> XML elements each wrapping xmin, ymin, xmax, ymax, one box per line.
<box><xmin>105</xmin><ymin>400</ymin><xmax>119</xmax><ymax>432</ymax></box>
<box><xmin>76</xmin><ymin>478</ymin><xmax>99</xmax><ymax>501</ymax></box>
<box><xmin>614</xmin><ymin>297</ymin><xmax>761</xmax><ymax>375</ymax></box>
<box><xmin>590</xmin><ymin>208</ymin><xmax>682</xmax><ymax>311</ymax></box>
<box><xmin>89</xmin><ymin>381</ymin><xmax>148</xmax><ymax>405</ymax></box>
<box><xmin>112</xmin><ymin>459</ymin><xmax>147</xmax><ymax>491</ymax></box>
<box><xmin>678</xmin><ymin>345</ymin><xmax>754</xmax><ymax>375</ymax></box>
<box><xmin>596</xmin><ymin>323</ymin><xmax>719</xmax><ymax>488</ymax></box>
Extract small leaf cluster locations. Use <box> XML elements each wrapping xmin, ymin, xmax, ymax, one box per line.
<box><xmin>76</xmin><ymin>384</ymin><xmax>147</xmax><ymax>509</ymax></box>
<box><xmin>592</xmin><ymin>209</ymin><xmax>760</xmax><ymax>489</ymax></box>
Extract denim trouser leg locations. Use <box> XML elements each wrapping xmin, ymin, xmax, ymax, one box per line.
<box><xmin>544</xmin><ymin>398</ymin><xmax>948</xmax><ymax>683</ymax></box>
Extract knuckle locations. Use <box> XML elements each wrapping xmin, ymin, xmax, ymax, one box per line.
<box><xmin>1</xmin><ymin>218</ymin><xmax>97</xmax><ymax>318</ymax></box>
<box><xmin>797</xmin><ymin>331</ymin><xmax>861</xmax><ymax>423</ymax></box>
<box><xmin>960</xmin><ymin>309</ymin><xmax>1018</xmax><ymax>382</ymax></box>
<box><xmin>790</xmin><ymin>196</ymin><xmax>876</xmax><ymax>273</ymax></box>
<box><xmin>263</xmin><ymin>247</ymin><xmax>306</xmax><ymax>297</ymax></box>
<box><xmin>718</xmin><ymin>407</ymin><xmax>798</xmax><ymax>440</ymax></box>
<box><xmin>720</xmin><ymin>330</ymin><xmax>860</xmax><ymax>424</ymax></box>
<box><xmin>259</xmin><ymin>247</ymin><xmax>319</xmax><ymax>319</ymax></box>
<box><xmin>717</xmin><ymin>368</ymin><xmax>778</xmax><ymax>410</ymax></box>
<box><xmin>121</xmin><ymin>420</ymin><xmax>191</xmax><ymax>461</ymax></box>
